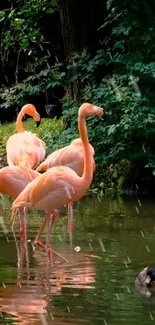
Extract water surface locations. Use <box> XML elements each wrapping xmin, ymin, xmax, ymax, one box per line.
<box><xmin>0</xmin><ymin>197</ymin><xmax>155</xmax><ymax>324</ymax></box>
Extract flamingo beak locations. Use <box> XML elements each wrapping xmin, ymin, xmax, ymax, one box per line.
<box><xmin>36</xmin><ymin>120</ymin><xmax>41</xmax><ymax>127</ymax></box>
<box><xmin>98</xmin><ymin>107</ymin><xmax>104</xmax><ymax>117</ymax></box>
<box><xmin>93</xmin><ymin>106</ymin><xmax>104</xmax><ymax>117</ymax></box>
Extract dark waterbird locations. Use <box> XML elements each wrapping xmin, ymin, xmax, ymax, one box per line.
<box><xmin>135</xmin><ymin>267</ymin><xmax>155</xmax><ymax>296</ymax></box>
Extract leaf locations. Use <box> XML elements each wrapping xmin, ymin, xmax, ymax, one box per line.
<box><xmin>107</xmin><ymin>124</ymin><xmax>116</xmax><ymax>136</ymax></box>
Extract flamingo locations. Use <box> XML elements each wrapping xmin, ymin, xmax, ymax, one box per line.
<box><xmin>36</xmin><ymin>137</ymin><xmax>95</xmax><ymax>232</ymax></box>
<box><xmin>6</xmin><ymin>104</ymin><xmax>46</xmax><ymax>169</ymax></box>
<box><xmin>0</xmin><ymin>165</ymin><xmax>39</xmax><ymax>236</ymax></box>
<box><xmin>11</xmin><ymin>103</ymin><xmax>104</xmax><ymax>261</ymax></box>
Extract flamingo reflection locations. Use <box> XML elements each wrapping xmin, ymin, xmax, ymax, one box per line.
<box><xmin>0</xmin><ymin>239</ymin><xmax>97</xmax><ymax>324</ymax></box>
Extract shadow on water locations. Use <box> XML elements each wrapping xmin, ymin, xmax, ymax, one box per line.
<box><xmin>0</xmin><ymin>197</ymin><xmax>155</xmax><ymax>324</ymax></box>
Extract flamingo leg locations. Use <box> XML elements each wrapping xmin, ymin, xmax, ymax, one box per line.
<box><xmin>22</xmin><ymin>209</ymin><xmax>30</xmax><ymax>278</ymax></box>
<box><xmin>34</xmin><ymin>214</ymin><xmax>49</xmax><ymax>249</ymax></box>
<box><xmin>34</xmin><ymin>210</ymin><xmax>57</xmax><ymax>249</ymax></box>
<box><xmin>68</xmin><ymin>201</ymin><xmax>74</xmax><ymax>231</ymax></box>
<box><xmin>46</xmin><ymin>212</ymin><xmax>68</xmax><ymax>263</ymax></box>
<box><xmin>18</xmin><ymin>208</ymin><xmax>26</xmax><ymax>238</ymax></box>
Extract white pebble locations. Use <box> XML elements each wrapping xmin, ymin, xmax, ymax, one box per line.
<box><xmin>74</xmin><ymin>246</ymin><xmax>81</xmax><ymax>252</ymax></box>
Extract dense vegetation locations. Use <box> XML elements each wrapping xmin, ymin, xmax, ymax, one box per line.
<box><xmin>0</xmin><ymin>0</ymin><xmax>155</xmax><ymax>195</ymax></box>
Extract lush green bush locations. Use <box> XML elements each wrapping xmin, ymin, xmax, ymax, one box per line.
<box><xmin>59</xmin><ymin>0</ymin><xmax>155</xmax><ymax>180</ymax></box>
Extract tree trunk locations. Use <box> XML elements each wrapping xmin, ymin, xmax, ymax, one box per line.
<box><xmin>58</xmin><ymin>0</ymin><xmax>106</xmax><ymax>100</ymax></box>
<box><xmin>58</xmin><ymin>0</ymin><xmax>81</xmax><ymax>100</ymax></box>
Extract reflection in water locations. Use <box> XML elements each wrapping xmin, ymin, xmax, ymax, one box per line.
<box><xmin>0</xmin><ymin>235</ymin><xmax>97</xmax><ymax>324</ymax></box>
<box><xmin>1</xmin><ymin>198</ymin><xmax>155</xmax><ymax>324</ymax></box>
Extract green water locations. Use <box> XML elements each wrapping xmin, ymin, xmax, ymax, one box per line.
<box><xmin>0</xmin><ymin>197</ymin><xmax>155</xmax><ymax>324</ymax></box>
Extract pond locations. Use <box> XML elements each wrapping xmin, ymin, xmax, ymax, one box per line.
<box><xmin>0</xmin><ymin>196</ymin><xmax>155</xmax><ymax>324</ymax></box>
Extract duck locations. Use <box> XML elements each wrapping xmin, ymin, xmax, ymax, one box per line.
<box><xmin>135</xmin><ymin>266</ymin><xmax>155</xmax><ymax>292</ymax></box>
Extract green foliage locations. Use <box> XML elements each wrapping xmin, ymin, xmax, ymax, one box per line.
<box><xmin>59</xmin><ymin>0</ymin><xmax>155</xmax><ymax>189</ymax></box>
<box><xmin>0</xmin><ymin>66</ymin><xmax>66</xmax><ymax>109</ymax></box>
<box><xmin>0</xmin><ymin>0</ymin><xmax>60</xmax><ymax>109</ymax></box>
<box><xmin>90</xmin><ymin>160</ymin><xmax>131</xmax><ymax>198</ymax></box>
<box><xmin>1</xmin><ymin>0</ymin><xmax>57</xmax><ymax>55</ymax></box>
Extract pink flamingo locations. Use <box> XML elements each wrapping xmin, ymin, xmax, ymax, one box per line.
<box><xmin>11</xmin><ymin>103</ymin><xmax>104</xmax><ymax>261</ymax></box>
<box><xmin>36</xmin><ymin>138</ymin><xmax>95</xmax><ymax>231</ymax></box>
<box><xmin>6</xmin><ymin>104</ymin><xmax>46</xmax><ymax>169</ymax></box>
<box><xmin>0</xmin><ymin>165</ymin><xmax>39</xmax><ymax>236</ymax></box>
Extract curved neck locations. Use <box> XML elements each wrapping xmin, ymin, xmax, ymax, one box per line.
<box><xmin>78</xmin><ymin>114</ymin><xmax>93</xmax><ymax>183</ymax></box>
<box><xmin>16</xmin><ymin>111</ymin><xmax>25</xmax><ymax>132</ymax></box>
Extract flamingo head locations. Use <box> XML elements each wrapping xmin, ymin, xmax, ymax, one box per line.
<box><xmin>21</xmin><ymin>104</ymin><xmax>41</xmax><ymax>127</ymax></box>
<box><xmin>79</xmin><ymin>103</ymin><xmax>104</xmax><ymax>118</ymax></box>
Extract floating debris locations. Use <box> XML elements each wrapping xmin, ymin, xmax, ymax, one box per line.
<box><xmin>74</xmin><ymin>246</ymin><xmax>81</xmax><ymax>252</ymax></box>
<box><xmin>98</xmin><ymin>238</ymin><xmax>106</xmax><ymax>252</ymax></box>
<box><xmin>104</xmin><ymin>319</ymin><xmax>108</xmax><ymax>325</ymax></box>
<box><xmin>135</xmin><ymin>184</ymin><xmax>139</xmax><ymax>190</ymax></box>
<box><xmin>150</xmin><ymin>313</ymin><xmax>154</xmax><ymax>320</ymax></box>
<box><xmin>67</xmin><ymin>305</ymin><xmax>70</xmax><ymax>313</ymax></box>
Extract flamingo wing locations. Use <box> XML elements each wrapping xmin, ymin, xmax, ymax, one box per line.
<box><xmin>6</xmin><ymin>131</ymin><xmax>46</xmax><ymax>169</ymax></box>
<box><xmin>36</xmin><ymin>145</ymin><xmax>71</xmax><ymax>172</ymax></box>
<box><xmin>0</xmin><ymin>166</ymin><xmax>39</xmax><ymax>198</ymax></box>
<box><xmin>36</xmin><ymin>141</ymin><xmax>94</xmax><ymax>176</ymax></box>
<box><xmin>12</xmin><ymin>166</ymin><xmax>80</xmax><ymax>213</ymax></box>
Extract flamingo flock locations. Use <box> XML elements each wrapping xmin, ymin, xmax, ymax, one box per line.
<box><xmin>0</xmin><ymin>102</ymin><xmax>104</xmax><ymax>262</ymax></box>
